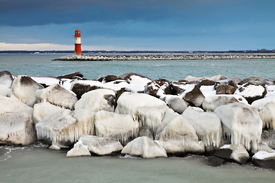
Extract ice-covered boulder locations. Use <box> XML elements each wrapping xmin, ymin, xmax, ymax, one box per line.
<box><xmin>33</xmin><ymin>102</ymin><xmax>63</xmax><ymax>124</ymax></box>
<box><xmin>121</xmin><ymin>136</ymin><xmax>167</xmax><ymax>158</ymax></box>
<box><xmin>251</xmin><ymin>96</ymin><xmax>275</xmax><ymax>111</ymax></box>
<box><xmin>36</xmin><ymin>109</ymin><xmax>95</xmax><ymax>149</ymax></box>
<box><xmin>202</xmin><ymin>95</ymin><xmax>248</xmax><ymax>112</ymax></box>
<box><xmin>214</xmin><ymin>103</ymin><xmax>262</xmax><ymax>151</ymax></box>
<box><xmin>0</xmin><ymin>96</ymin><xmax>33</xmax><ymax>115</ymax></box>
<box><xmin>0</xmin><ymin>70</ymin><xmax>13</xmax><ymax>96</ymax></box>
<box><xmin>182</xmin><ymin>85</ymin><xmax>205</xmax><ymax>107</ymax></box>
<box><xmin>155</xmin><ymin>114</ymin><xmax>204</xmax><ymax>155</ymax></box>
<box><xmin>164</xmin><ymin>96</ymin><xmax>188</xmax><ymax>114</ymax></box>
<box><xmin>11</xmin><ymin>75</ymin><xmax>43</xmax><ymax>107</ymax></box>
<box><xmin>66</xmin><ymin>140</ymin><xmax>91</xmax><ymax>157</ymax></box>
<box><xmin>35</xmin><ymin>83</ymin><xmax>78</xmax><ymax>110</ymax></box>
<box><xmin>138</xmin><ymin>127</ymin><xmax>153</xmax><ymax>139</ymax></box>
<box><xmin>74</xmin><ymin>89</ymin><xmax>116</xmax><ymax>112</ymax></box>
<box><xmin>252</xmin><ymin>151</ymin><xmax>275</xmax><ymax>170</ymax></box>
<box><xmin>115</xmin><ymin>92</ymin><xmax>168</xmax><ymax>132</ymax></box>
<box><xmin>234</xmin><ymin>83</ymin><xmax>267</xmax><ymax>104</ymax></box>
<box><xmin>259</xmin><ymin>102</ymin><xmax>275</xmax><ymax>129</ymax></box>
<box><xmin>261</xmin><ymin>130</ymin><xmax>275</xmax><ymax>149</ymax></box>
<box><xmin>182</xmin><ymin>107</ymin><xmax>222</xmax><ymax>147</ymax></box>
<box><xmin>0</xmin><ymin>112</ymin><xmax>36</xmax><ymax>145</ymax></box>
<box><xmin>67</xmin><ymin>135</ymin><xmax>123</xmax><ymax>156</ymax></box>
<box><xmin>95</xmin><ymin>111</ymin><xmax>139</xmax><ymax>144</ymax></box>
<box><xmin>214</xmin><ymin>144</ymin><xmax>250</xmax><ymax>164</ymax></box>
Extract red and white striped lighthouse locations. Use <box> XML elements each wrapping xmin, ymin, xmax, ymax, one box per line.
<box><xmin>74</xmin><ymin>29</ymin><xmax>82</xmax><ymax>55</ymax></box>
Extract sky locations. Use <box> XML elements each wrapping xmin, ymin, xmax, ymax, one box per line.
<box><xmin>0</xmin><ymin>0</ymin><xmax>274</xmax><ymax>51</ymax></box>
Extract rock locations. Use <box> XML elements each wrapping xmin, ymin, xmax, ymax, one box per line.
<box><xmin>35</xmin><ymin>83</ymin><xmax>78</xmax><ymax>110</ymax></box>
<box><xmin>66</xmin><ymin>140</ymin><xmax>91</xmax><ymax>157</ymax></box>
<box><xmin>252</xmin><ymin>142</ymin><xmax>275</xmax><ymax>154</ymax></box>
<box><xmin>205</xmin><ymin>156</ymin><xmax>225</xmax><ymax>167</ymax></box>
<box><xmin>170</xmin><ymin>82</ymin><xmax>186</xmax><ymax>95</ymax></box>
<box><xmin>0</xmin><ymin>96</ymin><xmax>33</xmax><ymax>115</ymax></box>
<box><xmin>67</xmin><ymin>135</ymin><xmax>123</xmax><ymax>156</ymax></box>
<box><xmin>33</xmin><ymin>102</ymin><xmax>63</xmax><ymax>124</ymax></box>
<box><xmin>184</xmin><ymin>76</ymin><xmax>210</xmax><ymax>82</ymax></box>
<box><xmin>115</xmin><ymin>92</ymin><xmax>168</xmax><ymax>133</ymax></box>
<box><xmin>138</xmin><ymin>127</ymin><xmax>154</xmax><ymax>139</ymax></box>
<box><xmin>103</xmin><ymin>75</ymin><xmax>119</xmax><ymax>83</ymax></box>
<box><xmin>197</xmin><ymin>79</ymin><xmax>216</xmax><ymax>87</ymax></box>
<box><xmin>234</xmin><ymin>83</ymin><xmax>267</xmax><ymax>104</ymax></box>
<box><xmin>0</xmin><ymin>112</ymin><xmax>36</xmax><ymax>145</ymax></box>
<box><xmin>214</xmin><ymin>103</ymin><xmax>262</xmax><ymax>151</ymax></box>
<box><xmin>121</xmin><ymin>136</ymin><xmax>167</xmax><ymax>158</ymax></box>
<box><xmin>182</xmin><ymin>107</ymin><xmax>222</xmax><ymax>147</ymax></box>
<box><xmin>95</xmin><ymin>111</ymin><xmax>139</xmax><ymax>144</ymax></box>
<box><xmin>155</xmin><ymin>113</ymin><xmax>204</xmax><ymax>155</ymax></box>
<box><xmin>71</xmin><ymin>83</ymin><xmax>100</xmax><ymax>100</ymax></box>
<box><xmin>252</xmin><ymin>151</ymin><xmax>275</xmax><ymax>170</ymax></box>
<box><xmin>209</xmin><ymin>75</ymin><xmax>227</xmax><ymax>81</ymax></box>
<box><xmin>36</xmin><ymin>109</ymin><xmax>95</xmax><ymax>148</ymax></box>
<box><xmin>74</xmin><ymin>89</ymin><xmax>116</xmax><ymax>112</ymax></box>
<box><xmin>238</xmin><ymin>77</ymin><xmax>268</xmax><ymax>85</ymax></box>
<box><xmin>165</xmin><ymin>96</ymin><xmax>188</xmax><ymax>114</ymax></box>
<box><xmin>215</xmin><ymin>84</ymin><xmax>237</xmax><ymax>94</ymax></box>
<box><xmin>56</xmin><ymin>72</ymin><xmax>84</xmax><ymax>79</ymax></box>
<box><xmin>259</xmin><ymin>102</ymin><xmax>275</xmax><ymax>130</ymax></box>
<box><xmin>261</xmin><ymin>130</ymin><xmax>275</xmax><ymax>149</ymax></box>
<box><xmin>182</xmin><ymin>85</ymin><xmax>205</xmax><ymax>107</ymax></box>
<box><xmin>11</xmin><ymin>75</ymin><xmax>43</xmax><ymax>107</ymax></box>
<box><xmin>214</xmin><ymin>144</ymin><xmax>250</xmax><ymax>164</ymax></box>
<box><xmin>202</xmin><ymin>95</ymin><xmax>248</xmax><ymax>112</ymax></box>
<box><xmin>0</xmin><ymin>70</ymin><xmax>13</xmax><ymax>96</ymax></box>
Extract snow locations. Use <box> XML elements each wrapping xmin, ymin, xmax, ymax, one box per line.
<box><xmin>252</xmin><ymin>151</ymin><xmax>275</xmax><ymax>160</ymax></box>
<box><xmin>182</xmin><ymin>107</ymin><xmax>222</xmax><ymax>147</ymax></box>
<box><xmin>31</xmin><ymin>76</ymin><xmax>60</xmax><ymax>86</ymax></box>
<box><xmin>115</xmin><ymin>92</ymin><xmax>168</xmax><ymax>132</ymax></box>
<box><xmin>200</xmin><ymin>86</ymin><xmax>216</xmax><ymax>98</ymax></box>
<box><xmin>214</xmin><ymin>103</ymin><xmax>262</xmax><ymax>151</ymax></box>
<box><xmin>74</xmin><ymin>89</ymin><xmax>115</xmax><ymax>112</ymax></box>
<box><xmin>95</xmin><ymin>111</ymin><xmax>139</xmax><ymax>144</ymax></box>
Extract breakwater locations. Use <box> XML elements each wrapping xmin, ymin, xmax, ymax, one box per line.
<box><xmin>53</xmin><ymin>54</ymin><xmax>275</xmax><ymax>61</ymax></box>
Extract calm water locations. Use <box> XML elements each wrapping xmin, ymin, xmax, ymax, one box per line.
<box><xmin>1</xmin><ymin>53</ymin><xmax>275</xmax><ymax>80</ymax></box>
<box><xmin>1</xmin><ymin>54</ymin><xmax>275</xmax><ymax>182</ymax></box>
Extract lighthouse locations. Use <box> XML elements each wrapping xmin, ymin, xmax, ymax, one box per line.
<box><xmin>74</xmin><ymin>29</ymin><xmax>82</xmax><ymax>55</ymax></box>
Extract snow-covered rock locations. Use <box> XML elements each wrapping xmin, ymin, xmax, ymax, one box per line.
<box><xmin>234</xmin><ymin>83</ymin><xmax>267</xmax><ymax>104</ymax></box>
<box><xmin>66</xmin><ymin>139</ymin><xmax>91</xmax><ymax>157</ymax></box>
<box><xmin>68</xmin><ymin>135</ymin><xmax>123</xmax><ymax>156</ymax></box>
<box><xmin>31</xmin><ymin>76</ymin><xmax>60</xmax><ymax>87</ymax></box>
<box><xmin>259</xmin><ymin>102</ymin><xmax>275</xmax><ymax>129</ymax></box>
<box><xmin>182</xmin><ymin>85</ymin><xmax>205</xmax><ymax>107</ymax></box>
<box><xmin>95</xmin><ymin>111</ymin><xmax>139</xmax><ymax>144</ymax></box>
<box><xmin>182</xmin><ymin>107</ymin><xmax>222</xmax><ymax>147</ymax></box>
<box><xmin>251</xmin><ymin>96</ymin><xmax>275</xmax><ymax>111</ymax></box>
<box><xmin>74</xmin><ymin>89</ymin><xmax>116</xmax><ymax>112</ymax></box>
<box><xmin>252</xmin><ymin>151</ymin><xmax>275</xmax><ymax>170</ymax></box>
<box><xmin>121</xmin><ymin>136</ymin><xmax>167</xmax><ymax>158</ymax></box>
<box><xmin>214</xmin><ymin>144</ymin><xmax>250</xmax><ymax>164</ymax></box>
<box><xmin>115</xmin><ymin>92</ymin><xmax>168</xmax><ymax>132</ymax></box>
<box><xmin>155</xmin><ymin>114</ymin><xmax>204</xmax><ymax>154</ymax></box>
<box><xmin>214</xmin><ymin>103</ymin><xmax>262</xmax><ymax>151</ymax></box>
<box><xmin>33</xmin><ymin>102</ymin><xmax>63</xmax><ymax>124</ymax></box>
<box><xmin>0</xmin><ymin>96</ymin><xmax>33</xmax><ymax>115</ymax></box>
<box><xmin>0</xmin><ymin>112</ymin><xmax>36</xmax><ymax>145</ymax></box>
<box><xmin>0</xmin><ymin>70</ymin><xmax>13</xmax><ymax>96</ymax></box>
<box><xmin>145</xmin><ymin>79</ymin><xmax>171</xmax><ymax>98</ymax></box>
<box><xmin>35</xmin><ymin>83</ymin><xmax>78</xmax><ymax>110</ymax></box>
<box><xmin>11</xmin><ymin>75</ymin><xmax>43</xmax><ymax>107</ymax></box>
<box><xmin>202</xmin><ymin>95</ymin><xmax>248</xmax><ymax>112</ymax></box>
<box><xmin>70</xmin><ymin>82</ymin><xmax>100</xmax><ymax>99</ymax></box>
<box><xmin>261</xmin><ymin>130</ymin><xmax>275</xmax><ymax>149</ymax></box>
<box><xmin>238</xmin><ymin>77</ymin><xmax>268</xmax><ymax>85</ymax></box>
<box><xmin>164</xmin><ymin>96</ymin><xmax>188</xmax><ymax>114</ymax></box>
<box><xmin>36</xmin><ymin>109</ymin><xmax>95</xmax><ymax>149</ymax></box>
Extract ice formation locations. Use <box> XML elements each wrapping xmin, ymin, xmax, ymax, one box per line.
<box><xmin>259</xmin><ymin>102</ymin><xmax>275</xmax><ymax>129</ymax></box>
<box><xmin>214</xmin><ymin>103</ymin><xmax>262</xmax><ymax>151</ymax></box>
<box><xmin>163</xmin><ymin>95</ymin><xmax>188</xmax><ymax>114</ymax></box>
<box><xmin>75</xmin><ymin>135</ymin><xmax>123</xmax><ymax>155</ymax></box>
<box><xmin>121</xmin><ymin>136</ymin><xmax>167</xmax><ymax>158</ymax></box>
<box><xmin>182</xmin><ymin>107</ymin><xmax>222</xmax><ymax>147</ymax></box>
<box><xmin>66</xmin><ymin>139</ymin><xmax>91</xmax><ymax>157</ymax></box>
<box><xmin>0</xmin><ymin>112</ymin><xmax>36</xmax><ymax>145</ymax></box>
<box><xmin>33</xmin><ymin>102</ymin><xmax>63</xmax><ymax>124</ymax></box>
<box><xmin>155</xmin><ymin>114</ymin><xmax>204</xmax><ymax>154</ymax></box>
<box><xmin>36</xmin><ymin>109</ymin><xmax>95</xmax><ymax>148</ymax></box>
<box><xmin>74</xmin><ymin>89</ymin><xmax>116</xmax><ymax>112</ymax></box>
<box><xmin>0</xmin><ymin>96</ymin><xmax>33</xmax><ymax>115</ymax></box>
<box><xmin>11</xmin><ymin>75</ymin><xmax>43</xmax><ymax>107</ymax></box>
<box><xmin>115</xmin><ymin>92</ymin><xmax>168</xmax><ymax>132</ymax></box>
<box><xmin>202</xmin><ymin>95</ymin><xmax>248</xmax><ymax>112</ymax></box>
<box><xmin>95</xmin><ymin>111</ymin><xmax>139</xmax><ymax>144</ymax></box>
<box><xmin>35</xmin><ymin>83</ymin><xmax>78</xmax><ymax>110</ymax></box>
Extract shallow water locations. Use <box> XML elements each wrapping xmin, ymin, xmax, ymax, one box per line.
<box><xmin>1</xmin><ymin>53</ymin><xmax>275</xmax><ymax>80</ymax></box>
<box><xmin>1</xmin><ymin>54</ymin><xmax>275</xmax><ymax>182</ymax></box>
<box><xmin>0</xmin><ymin>146</ymin><xmax>274</xmax><ymax>183</ymax></box>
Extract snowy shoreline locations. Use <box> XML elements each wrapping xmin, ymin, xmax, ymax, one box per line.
<box><xmin>1</xmin><ymin>70</ymin><xmax>275</xmax><ymax>170</ymax></box>
<box><xmin>52</xmin><ymin>54</ymin><xmax>275</xmax><ymax>61</ymax></box>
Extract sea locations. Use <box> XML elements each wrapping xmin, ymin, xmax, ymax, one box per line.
<box><xmin>0</xmin><ymin>53</ymin><xmax>275</xmax><ymax>183</ymax></box>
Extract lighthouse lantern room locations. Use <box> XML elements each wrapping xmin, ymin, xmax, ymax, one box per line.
<box><xmin>74</xmin><ymin>29</ymin><xmax>82</xmax><ymax>55</ymax></box>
